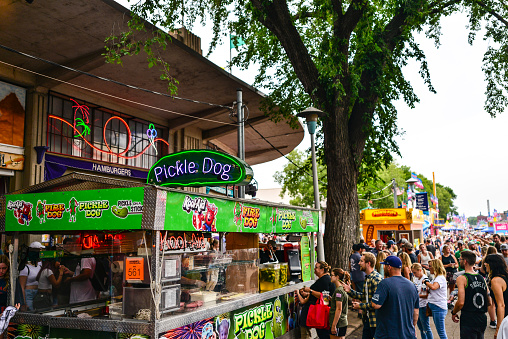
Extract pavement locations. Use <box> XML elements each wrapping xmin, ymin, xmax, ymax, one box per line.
<box><xmin>345</xmin><ymin>309</ymin><xmax>497</xmax><ymax>338</ymax></box>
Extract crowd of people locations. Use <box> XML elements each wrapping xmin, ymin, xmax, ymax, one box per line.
<box><xmin>295</xmin><ymin>233</ymin><xmax>508</xmax><ymax>339</ymax></box>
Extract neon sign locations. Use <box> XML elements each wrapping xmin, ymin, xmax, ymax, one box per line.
<box><xmin>147</xmin><ymin>150</ymin><xmax>253</xmax><ymax>187</ymax></box>
<box><xmin>160</xmin><ymin>232</ymin><xmax>207</xmax><ymax>251</ymax></box>
<box><xmin>49</xmin><ymin>97</ymin><xmax>169</xmax><ymax>160</ymax></box>
<box><xmin>82</xmin><ymin>233</ymin><xmax>125</xmax><ymax>249</ymax></box>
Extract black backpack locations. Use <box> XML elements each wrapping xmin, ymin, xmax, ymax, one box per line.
<box><xmin>89</xmin><ymin>257</ymin><xmax>110</xmax><ymax>292</ymax></box>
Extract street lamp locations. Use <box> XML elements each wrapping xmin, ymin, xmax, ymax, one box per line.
<box><xmin>406</xmin><ymin>177</ymin><xmax>417</xmax><ymax>209</ymax></box>
<box><xmin>297</xmin><ymin>107</ymin><xmax>325</xmax><ymax>263</ymax></box>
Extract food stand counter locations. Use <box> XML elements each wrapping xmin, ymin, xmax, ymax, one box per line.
<box><xmin>0</xmin><ymin>173</ymin><xmax>319</xmax><ymax>339</ymax></box>
<box><xmin>360</xmin><ymin>208</ymin><xmax>425</xmax><ymax>245</ymax></box>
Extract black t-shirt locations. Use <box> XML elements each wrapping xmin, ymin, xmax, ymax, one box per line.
<box><xmin>426</xmin><ymin>244</ymin><xmax>436</xmax><ymax>257</ymax></box>
<box><xmin>409</xmin><ymin>253</ymin><xmax>418</xmax><ymax>264</ymax></box>
<box><xmin>461</xmin><ymin>273</ymin><xmax>488</xmax><ymax>328</ymax></box>
<box><xmin>442</xmin><ymin>254</ymin><xmax>457</xmax><ymax>273</ymax></box>
<box><xmin>300</xmin><ymin>274</ymin><xmax>334</xmax><ymax>326</ymax></box>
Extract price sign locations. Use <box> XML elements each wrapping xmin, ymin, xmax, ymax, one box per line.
<box><xmin>125</xmin><ymin>257</ymin><xmax>145</xmax><ymax>281</ymax></box>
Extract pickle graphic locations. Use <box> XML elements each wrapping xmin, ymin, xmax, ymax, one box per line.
<box><xmin>112</xmin><ymin>206</ymin><xmax>129</xmax><ymax>218</ymax></box>
<box><xmin>299</xmin><ymin>217</ymin><xmax>307</xmax><ymax>229</ymax></box>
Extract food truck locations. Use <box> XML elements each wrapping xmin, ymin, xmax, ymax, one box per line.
<box><xmin>360</xmin><ymin>208</ymin><xmax>425</xmax><ymax>245</ymax></box>
<box><xmin>1</xmin><ymin>169</ymin><xmax>318</xmax><ymax>339</ymax></box>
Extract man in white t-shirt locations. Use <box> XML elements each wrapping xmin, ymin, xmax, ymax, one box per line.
<box><xmin>68</xmin><ymin>257</ymin><xmax>96</xmax><ymax>304</ymax></box>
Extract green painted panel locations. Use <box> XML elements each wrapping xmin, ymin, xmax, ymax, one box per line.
<box><xmin>5</xmin><ymin>187</ymin><xmax>144</xmax><ymax>231</ymax></box>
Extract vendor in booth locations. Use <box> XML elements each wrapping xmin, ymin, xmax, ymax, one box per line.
<box><xmin>260</xmin><ymin>240</ymin><xmax>279</xmax><ymax>264</ymax></box>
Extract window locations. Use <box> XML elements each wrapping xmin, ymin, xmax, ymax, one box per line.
<box><xmin>47</xmin><ymin>94</ymin><xmax>166</xmax><ymax>169</ymax></box>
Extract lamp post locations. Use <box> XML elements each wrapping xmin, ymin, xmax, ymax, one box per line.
<box><xmin>297</xmin><ymin>107</ymin><xmax>325</xmax><ymax>263</ymax></box>
<box><xmin>406</xmin><ymin>177</ymin><xmax>417</xmax><ymax>210</ymax></box>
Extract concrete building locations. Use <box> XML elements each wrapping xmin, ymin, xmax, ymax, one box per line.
<box><xmin>0</xmin><ymin>0</ymin><xmax>303</xmax><ymax>193</ymax></box>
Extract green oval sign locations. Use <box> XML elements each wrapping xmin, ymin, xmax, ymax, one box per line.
<box><xmin>147</xmin><ymin>150</ymin><xmax>254</xmax><ymax>187</ymax></box>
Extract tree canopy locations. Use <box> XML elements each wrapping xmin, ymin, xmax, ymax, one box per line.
<box><xmin>274</xmin><ymin>151</ymin><xmax>457</xmax><ymax>218</ymax></box>
<box><xmin>106</xmin><ymin>0</ymin><xmax>508</xmax><ymax>268</ymax></box>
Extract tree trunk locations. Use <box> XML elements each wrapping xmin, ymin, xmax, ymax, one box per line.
<box><xmin>322</xmin><ymin>104</ymin><xmax>360</xmax><ymax>269</ymax></box>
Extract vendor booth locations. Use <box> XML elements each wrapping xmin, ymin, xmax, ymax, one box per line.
<box><xmin>0</xmin><ymin>171</ymin><xmax>319</xmax><ymax>339</ymax></box>
<box><xmin>360</xmin><ymin>208</ymin><xmax>425</xmax><ymax>245</ymax></box>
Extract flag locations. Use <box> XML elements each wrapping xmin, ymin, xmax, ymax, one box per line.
<box><xmin>230</xmin><ymin>34</ymin><xmax>245</xmax><ymax>49</ymax></box>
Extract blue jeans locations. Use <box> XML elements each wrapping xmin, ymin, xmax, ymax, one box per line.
<box><xmin>429</xmin><ymin>303</ymin><xmax>448</xmax><ymax>339</ymax></box>
<box><xmin>418</xmin><ymin>306</ymin><xmax>433</xmax><ymax>339</ymax></box>
<box><xmin>25</xmin><ymin>289</ymin><xmax>38</xmax><ymax>311</ymax></box>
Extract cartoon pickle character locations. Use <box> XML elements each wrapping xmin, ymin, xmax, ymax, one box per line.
<box><xmin>67</xmin><ymin>197</ymin><xmax>78</xmax><ymax>222</ymax></box>
<box><xmin>36</xmin><ymin>200</ymin><xmax>46</xmax><ymax>224</ymax></box>
<box><xmin>201</xmin><ymin>322</ymin><xmax>216</xmax><ymax>339</ymax></box>
<box><xmin>272</xmin><ymin>298</ymin><xmax>283</xmax><ymax>337</ymax></box>
<box><xmin>233</xmin><ymin>202</ymin><xmax>243</xmax><ymax>230</ymax></box>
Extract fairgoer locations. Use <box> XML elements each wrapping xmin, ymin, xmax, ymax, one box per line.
<box><xmin>329</xmin><ymin>269</ymin><xmax>349</xmax><ymax>339</ymax></box>
<box><xmin>424</xmin><ymin>259</ymin><xmax>449</xmax><ymax>339</ymax></box>
<box><xmin>67</xmin><ymin>257</ymin><xmax>96</xmax><ymax>304</ymax></box>
<box><xmin>451</xmin><ymin>250</ymin><xmax>489</xmax><ymax>339</ymax></box>
<box><xmin>412</xmin><ymin>263</ymin><xmax>432</xmax><ymax>339</ymax></box>
<box><xmin>301</xmin><ymin>261</ymin><xmax>334</xmax><ymax>339</ymax></box>
<box><xmin>341</xmin><ymin>252</ymin><xmax>382</xmax><ymax>339</ymax></box>
<box><xmin>349</xmin><ymin>244</ymin><xmax>367</xmax><ymax>293</ymax></box>
<box><xmin>371</xmin><ymin>256</ymin><xmax>419</xmax><ymax>339</ymax></box>
<box><xmin>500</xmin><ymin>244</ymin><xmax>508</xmax><ymax>266</ymax></box>
<box><xmin>484</xmin><ymin>253</ymin><xmax>508</xmax><ymax>337</ymax></box>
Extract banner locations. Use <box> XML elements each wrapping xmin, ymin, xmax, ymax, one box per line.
<box><xmin>300</xmin><ymin>236</ymin><xmax>312</xmax><ymax>281</ymax></box>
<box><xmin>165</xmin><ymin>193</ymin><xmax>319</xmax><ymax>233</ymax></box>
<box><xmin>415</xmin><ymin>192</ymin><xmax>429</xmax><ymax>212</ymax></box>
<box><xmin>5</xmin><ymin>187</ymin><xmax>144</xmax><ymax>231</ymax></box>
<box><xmin>160</xmin><ymin>293</ymin><xmax>293</xmax><ymax>339</ymax></box>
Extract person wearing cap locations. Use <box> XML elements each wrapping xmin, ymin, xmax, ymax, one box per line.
<box><xmin>455</xmin><ymin>241</ymin><xmax>466</xmax><ymax>271</ymax></box>
<box><xmin>500</xmin><ymin>244</ymin><xmax>508</xmax><ymax>266</ymax></box>
<box><xmin>371</xmin><ymin>256</ymin><xmax>419</xmax><ymax>339</ymax></box>
<box><xmin>451</xmin><ymin>250</ymin><xmax>489</xmax><ymax>339</ymax></box>
<box><xmin>386</xmin><ymin>240</ymin><xmax>396</xmax><ymax>255</ymax></box>
<box><xmin>19</xmin><ymin>241</ymin><xmax>45</xmax><ymax>311</ymax></box>
<box><xmin>340</xmin><ymin>252</ymin><xmax>382</xmax><ymax>339</ymax></box>
<box><xmin>349</xmin><ymin>243</ymin><xmax>367</xmax><ymax>293</ymax></box>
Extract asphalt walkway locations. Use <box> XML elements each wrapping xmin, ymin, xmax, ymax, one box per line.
<box><xmin>345</xmin><ymin>310</ymin><xmax>496</xmax><ymax>338</ymax></box>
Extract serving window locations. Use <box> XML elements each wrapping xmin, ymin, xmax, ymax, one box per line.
<box><xmin>13</xmin><ymin>231</ymin><xmax>153</xmax><ymax>320</ymax></box>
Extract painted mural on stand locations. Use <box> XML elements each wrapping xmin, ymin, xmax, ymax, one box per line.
<box><xmin>159</xmin><ymin>293</ymin><xmax>298</xmax><ymax>339</ymax></box>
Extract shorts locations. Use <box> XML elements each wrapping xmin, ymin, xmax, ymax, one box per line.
<box><xmin>331</xmin><ymin>325</ymin><xmax>347</xmax><ymax>336</ymax></box>
<box><xmin>446</xmin><ymin>271</ymin><xmax>456</xmax><ymax>285</ymax></box>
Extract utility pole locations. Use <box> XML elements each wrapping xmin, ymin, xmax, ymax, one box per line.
<box><xmin>487</xmin><ymin>200</ymin><xmax>490</xmax><ymax>217</ymax></box>
<box><xmin>392</xmin><ymin>179</ymin><xmax>398</xmax><ymax>208</ymax></box>
<box><xmin>236</xmin><ymin>88</ymin><xmax>245</xmax><ymax>199</ymax></box>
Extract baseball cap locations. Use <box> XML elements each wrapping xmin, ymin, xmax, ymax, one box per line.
<box><xmin>29</xmin><ymin>241</ymin><xmax>45</xmax><ymax>249</ymax></box>
<box><xmin>458</xmin><ymin>240</ymin><xmax>464</xmax><ymax>245</ymax></box>
<box><xmin>387</xmin><ymin>240</ymin><xmax>395</xmax><ymax>246</ymax></box>
<box><xmin>403</xmin><ymin>243</ymin><xmax>413</xmax><ymax>250</ymax></box>
<box><xmin>501</xmin><ymin>244</ymin><xmax>508</xmax><ymax>251</ymax></box>
<box><xmin>358</xmin><ymin>243</ymin><xmax>370</xmax><ymax>250</ymax></box>
<box><xmin>380</xmin><ymin>256</ymin><xmax>403</xmax><ymax>269</ymax></box>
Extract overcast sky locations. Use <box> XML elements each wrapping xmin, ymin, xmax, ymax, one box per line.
<box><xmin>115</xmin><ymin>1</ymin><xmax>505</xmax><ymax>217</ymax></box>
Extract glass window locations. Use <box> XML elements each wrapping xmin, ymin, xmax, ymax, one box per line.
<box><xmin>47</xmin><ymin>93</ymin><xmax>166</xmax><ymax>170</ymax></box>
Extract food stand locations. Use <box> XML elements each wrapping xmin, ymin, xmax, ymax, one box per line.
<box><xmin>1</xmin><ymin>167</ymin><xmax>319</xmax><ymax>339</ymax></box>
<box><xmin>360</xmin><ymin>208</ymin><xmax>425</xmax><ymax>245</ymax></box>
